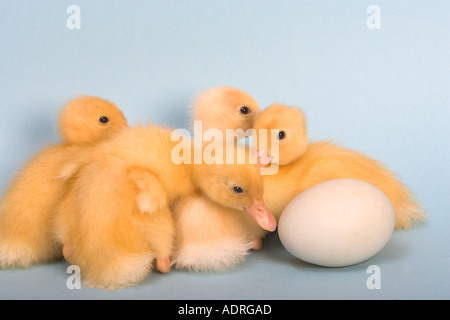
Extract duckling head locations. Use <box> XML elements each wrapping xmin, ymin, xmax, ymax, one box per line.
<box><xmin>253</xmin><ymin>104</ymin><xmax>308</xmax><ymax>166</ymax></box>
<box><xmin>59</xmin><ymin>96</ymin><xmax>128</xmax><ymax>145</ymax></box>
<box><xmin>192</xmin><ymin>144</ymin><xmax>277</xmax><ymax>231</ymax></box>
<box><xmin>191</xmin><ymin>86</ymin><xmax>260</xmax><ymax>137</ymax></box>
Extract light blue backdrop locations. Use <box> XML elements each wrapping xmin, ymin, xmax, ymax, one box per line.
<box><xmin>0</xmin><ymin>0</ymin><xmax>448</xmax><ymax>299</ymax></box>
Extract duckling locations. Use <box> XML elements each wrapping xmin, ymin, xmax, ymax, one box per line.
<box><xmin>53</xmin><ymin>124</ymin><xmax>275</xmax><ymax>289</ymax></box>
<box><xmin>171</xmin><ymin>151</ymin><xmax>270</xmax><ymax>272</ymax></box>
<box><xmin>0</xmin><ymin>96</ymin><xmax>128</xmax><ymax>268</ymax></box>
<box><xmin>253</xmin><ymin>104</ymin><xmax>426</xmax><ymax>230</ymax></box>
<box><xmin>190</xmin><ymin>86</ymin><xmax>260</xmax><ymax>138</ymax></box>
<box><xmin>171</xmin><ymin>87</ymin><xmax>270</xmax><ymax>272</ymax></box>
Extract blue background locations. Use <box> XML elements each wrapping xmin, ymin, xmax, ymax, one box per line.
<box><xmin>0</xmin><ymin>0</ymin><xmax>448</xmax><ymax>299</ymax></box>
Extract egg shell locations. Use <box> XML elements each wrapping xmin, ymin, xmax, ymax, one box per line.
<box><xmin>278</xmin><ymin>179</ymin><xmax>395</xmax><ymax>267</ymax></box>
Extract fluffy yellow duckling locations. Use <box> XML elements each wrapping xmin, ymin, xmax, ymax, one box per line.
<box><xmin>53</xmin><ymin>124</ymin><xmax>275</xmax><ymax>289</ymax></box>
<box><xmin>172</xmin><ymin>87</ymin><xmax>271</xmax><ymax>272</ymax></box>
<box><xmin>0</xmin><ymin>96</ymin><xmax>128</xmax><ymax>268</ymax></box>
<box><xmin>253</xmin><ymin>104</ymin><xmax>426</xmax><ymax>230</ymax></box>
<box><xmin>171</xmin><ymin>155</ymin><xmax>270</xmax><ymax>272</ymax></box>
<box><xmin>190</xmin><ymin>86</ymin><xmax>260</xmax><ymax>137</ymax></box>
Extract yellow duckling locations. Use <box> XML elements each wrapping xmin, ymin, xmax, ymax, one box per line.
<box><xmin>171</xmin><ymin>154</ymin><xmax>270</xmax><ymax>272</ymax></box>
<box><xmin>253</xmin><ymin>104</ymin><xmax>426</xmax><ymax>230</ymax></box>
<box><xmin>0</xmin><ymin>96</ymin><xmax>128</xmax><ymax>268</ymax></box>
<box><xmin>190</xmin><ymin>86</ymin><xmax>260</xmax><ymax>137</ymax></box>
<box><xmin>53</xmin><ymin>123</ymin><xmax>275</xmax><ymax>289</ymax></box>
<box><xmin>172</xmin><ymin>87</ymin><xmax>271</xmax><ymax>272</ymax></box>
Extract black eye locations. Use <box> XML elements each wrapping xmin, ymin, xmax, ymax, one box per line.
<box><xmin>233</xmin><ymin>186</ymin><xmax>244</xmax><ymax>194</ymax></box>
<box><xmin>240</xmin><ymin>106</ymin><xmax>249</xmax><ymax>115</ymax></box>
<box><xmin>99</xmin><ymin>116</ymin><xmax>109</xmax><ymax>124</ymax></box>
<box><xmin>278</xmin><ymin>130</ymin><xmax>286</xmax><ymax>140</ymax></box>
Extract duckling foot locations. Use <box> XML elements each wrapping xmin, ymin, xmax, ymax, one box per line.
<box><xmin>62</xmin><ymin>243</ymin><xmax>72</xmax><ymax>262</ymax></box>
<box><xmin>251</xmin><ymin>238</ymin><xmax>263</xmax><ymax>251</ymax></box>
<box><xmin>156</xmin><ymin>257</ymin><xmax>171</xmax><ymax>274</ymax></box>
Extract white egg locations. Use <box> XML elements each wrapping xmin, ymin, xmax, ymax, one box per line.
<box><xmin>278</xmin><ymin>179</ymin><xmax>395</xmax><ymax>267</ymax></box>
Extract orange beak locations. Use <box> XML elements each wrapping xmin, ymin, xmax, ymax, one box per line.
<box><xmin>244</xmin><ymin>199</ymin><xmax>277</xmax><ymax>232</ymax></box>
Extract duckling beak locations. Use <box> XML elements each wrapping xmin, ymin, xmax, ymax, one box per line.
<box><xmin>244</xmin><ymin>200</ymin><xmax>277</xmax><ymax>232</ymax></box>
<box><xmin>256</xmin><ymin>149</ymin><xmax>272</xmax><ymax>168</ymax></box>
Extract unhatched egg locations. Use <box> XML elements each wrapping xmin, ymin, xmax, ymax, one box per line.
<box><xmin>278</xmin><ymin>179</ymin><xmax>395</xmax><ymax>267</ymax></box>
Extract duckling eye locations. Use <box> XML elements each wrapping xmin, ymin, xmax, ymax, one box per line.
<box><xmin>233</xmin><ymin>186</ymin><xmax>244</xmax><ymax>194</ymax></box>
<box><xmin>240</xmin><ymin>106</ymin><xmax>249</xmax><ymax>115</ymax></box>
<box><xmin>99</xmin><ymin>116</ymin><xmax>109</xmax><ymax>124</ymax></box>
<box><xmin>278</xmin><ymin>130</ymin><xmax>286</xmax><ymax>140</ymax></box>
